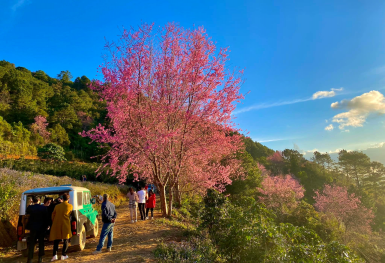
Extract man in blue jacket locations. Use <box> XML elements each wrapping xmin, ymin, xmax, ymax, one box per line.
<box><xmin>93</xmin><ymin>194</ymin><xmax>117</xmax><ymax>254</ymax></box>
<box><xmin>26</xmin><ymin>196</ymin><xmax>49</xmax><ymax>263</ymax></box>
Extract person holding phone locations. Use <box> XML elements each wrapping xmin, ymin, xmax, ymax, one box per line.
<box><xmin>93</xmin><ymin>194</ymin><xmax>117</xmax><ymax>254</ymax></box>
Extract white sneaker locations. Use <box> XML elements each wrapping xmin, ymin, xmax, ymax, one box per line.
<box><xmin>131</xmin><ymin>220</ymin><xmax>134</xmax><ymax>223</ymax></box>
<box><xmin>135</xmin><ymin>220</ymin><xmax>137</xmax><ymax>223</ymax></box>
<box><xmin>92</xmin><ymin>250</ymin><xmax>102</xmax><ymax>255</ymax></box>
<box><xmin>146</xmin><ymin>217</ymin><xmax>149</xmax><ymax>220</ymax></box>
<box><xmin>61</xmin><ymin>255</ymin><xmax>68</xmax><ymax>260</ymax></box>
<box><xmin>107</xmin><ymin>247</ymin><xmax>111</xmax><ymax>252</ymax></box>
<box><xmin>51</xmin><ymin>255</ymin><xmax>58</xmax><ymax>262</ymax></box>
<box><xmin>151</xmin><ymin>217</ymin><xmax>154</xmax><ymax>220</ymax></box>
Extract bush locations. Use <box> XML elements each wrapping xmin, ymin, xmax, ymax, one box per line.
<box><xmin>154</xmin><ymin>237</ymin><xmax>224</xmax><ymax>263</ymax></box>
<box><xmin>37</xmin><ymin>143</ymin><xmax>66</xmax><ymax>161</ymax></box>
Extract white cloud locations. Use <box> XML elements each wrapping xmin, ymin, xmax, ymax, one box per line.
<box><xmin>341</xmin><ymin>129</ymin><xmax>350</xmax><ymax>133</ymax></box>
<box><xmin>325</xmin><ymin>124</ymin><xmax>334</xmax><ymax>131</ymax></box>
<box><xmin>330</xmin><ymin>90</ymin><xmax>385</xmax><ymax>129</ymax></box>
<box><xmin>312</xmin><ymin>87</ymin><xmax>343</xmax><ymax>100</ymax></box>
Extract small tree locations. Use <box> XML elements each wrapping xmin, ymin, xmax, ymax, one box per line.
<box><xmin>31</xmin><ymin>115</ymin><xmax>51</xmax><ymax>144</ymax></box>
<box><xmin>38</xmin><ymin>143</ymin><xmax>66</xmax><ymax>161</ymax></box>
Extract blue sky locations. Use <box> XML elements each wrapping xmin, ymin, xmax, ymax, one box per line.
<box><xmin>1</xmin><ymin>0</ymin><xmax>385</xmax><ymax>154</ymax></box>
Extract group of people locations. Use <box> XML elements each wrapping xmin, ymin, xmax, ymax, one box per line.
<box><xmin>26</xmin><ymin>193</ymin><xmax>73</xmax><ymax>263</ymax></box>
<box><xmin>127</xmin><ymin>186</ymin><xmax>156</xmax><ymax>222</ymax></box>
<box><xmin>24</xmin><ymin>184</ymin><xmax>155</xmax><ymax>262</ymax></box>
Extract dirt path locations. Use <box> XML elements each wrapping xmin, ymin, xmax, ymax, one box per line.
<box><xmin>1</xmin><ymin>206</ymin><xmax>182</xmax><ymax>263</ymax></box>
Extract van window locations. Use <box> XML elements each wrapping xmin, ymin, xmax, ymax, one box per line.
<box><xmin>83</xmin><ymin>192</ymin><xmax>90</xmax><ymax>205</ymax></box>
<box><xmin>77</xmin><ymin>192</ymin><xmax>83</xmax><ymax>207</ymax></box>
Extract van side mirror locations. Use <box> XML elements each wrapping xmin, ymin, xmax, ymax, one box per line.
<box><xmin>90</xmin><ymin>198</ymin><xmax>96</xmax><ymax>204</ymax></box>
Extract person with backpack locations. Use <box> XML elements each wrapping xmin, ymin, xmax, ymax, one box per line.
<box><xmin>146</xmin><ymin>190</ymin><xmax>156</xmax><ymax>220</ymax></box>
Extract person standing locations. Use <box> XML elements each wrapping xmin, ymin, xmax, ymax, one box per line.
<box><xmin>146</xmin><ymin>190</ymin><xmax>156</xmax><ymax>220</ymax></box>
<box><xmin>137</xmin><ymin>186</ymin><xmax>147</xmax><ymax>220</ymax></box>
<box><xmin>26</xmin><ymin>196</ymin><xmax>49</xmax><ymax>263</ymax></box>
<box><xmin>49</xmin><ymin>193</ymin><xmax>72</xmax><ymax>261</ymax></box>
<box><xmin>127</xmin><ymin>187</ymin><xmax>139</xmax><ymax>223</ymax></box>
<box><xmin>93</xmin><ymin>194</ymin><xmax>117</xmax><ymax>254</ymax></box>
<box><xmin>81</xmin><ymin>175</ymin><xmax>87</xmax><ymax>182</ymax></box>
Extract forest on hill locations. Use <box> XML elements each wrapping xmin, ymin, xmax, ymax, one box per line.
<box><xmin>2</xmin><ymin>58</ymin><xmax>385</xmax><ymax>262</ymax></box>
<box><xmin>0</xmin><ymin>60</ymin><xmax>107</xmax><ymax>160</ymax></box>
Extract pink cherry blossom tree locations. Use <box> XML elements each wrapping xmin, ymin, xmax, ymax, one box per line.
<box><xmin>267</xmin><ymin>151</ymin><xmax>285</xmax><ymax>175</ymax></box>
<box><xmin>257</xmin><ymin>174</ymin><xmax>305</xmax><ymax>215</ymax></box>
<box><xmin>314</xmin><ymin>185</ymin><xmax>374</xmax><ymax>244</ymax></box>
<box><xmin>31</xmin><ymin>115</ymin><xmax>50</xmax><ymax>143</ymax></box>
<box><xmin>81</xmin><ymin>23</ymin><xmax>244</xmax><ymax>216</ymax></box>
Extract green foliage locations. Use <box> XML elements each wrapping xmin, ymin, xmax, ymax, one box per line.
<box><xmin>49</xmin><ymin>124</ymin><xmax>70</xmax><ymax>146</ymax></box>
<box><xmin>200</xmin><ymin>190</ymin><xmax>363</xmax><ymax>263</ymax></box>
<box><xmin>0</xmin><ymin>177</ymin><xmax>18</xmax><ymax>220</ymax></box>
<box><xmin>37</xmin><ymin>143</ymin><xmax>66</xmax><ymax>161</ymax></box>
<box><xmin>243</xmin><ymin>137</ymin><xmax>274</xmax><ymax>164</ymax></box>
<box><xmin>0</xmin><ymin>60</ymin><xmax>107</xmax><ymax>161</ymax></box>
<box><xmin>225</xmin><ymin>151</ymin><xmax>262</xmax><ymax>197</ymax></box>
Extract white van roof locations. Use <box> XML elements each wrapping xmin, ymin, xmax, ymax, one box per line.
<box><xmin>23</xmin><ymin>186</ymin><xmax>90</xmax><ymax>195</ymax></box>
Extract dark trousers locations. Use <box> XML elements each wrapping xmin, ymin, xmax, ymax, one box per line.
<box><xmin>53</xmin><ymin>239</ymin><xmax>69</xmax><ymax>256</ymax></box>
<box><xmin>28</xmin><ymin>229</ymin><xmax>45</xmax><ymax>260</ymax></box>
<box><xmin>138</xmin><ymin>203</ymin><xmax>146</xmax><ymax>220</ymax></box>
<box><xmin>146</xmin><ymin>208</ymin><xmax>153</xmax><ymax>217</ymax></box>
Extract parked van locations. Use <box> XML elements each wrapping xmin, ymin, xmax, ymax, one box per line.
<box><xmin>16</xmin><ymin>185</ymin><xmax>99</xmax><ymax>257</ymax></box>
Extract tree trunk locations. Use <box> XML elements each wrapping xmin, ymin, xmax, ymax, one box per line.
<box><xmin>157</xmin><ymin>183</ymin><xmax>168</xmax><ymax>216</ymax></box>
<box><xmin>167</xmin><ymin>187</ymin><xmax>173</xmax><ymax>217</ymax></box>
<box><xmin>174</xmin><ymin>184</ymin><xmax>182</xmax><ymax>208</ymax></box>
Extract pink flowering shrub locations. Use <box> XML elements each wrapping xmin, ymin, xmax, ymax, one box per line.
<box><xmin>257</xmin><ymin>174</ymin><xmax>305</xmax><ymax>214</ymax></box>
<box><xmin>314</xmin><ymin>185</ymin><xmax>374</xmax><ymax>243</ymax></box>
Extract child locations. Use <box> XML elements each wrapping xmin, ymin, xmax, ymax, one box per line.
<box><xmin>127</xmin><ymin>187</ymin><xmax>139</xmax><ymax>223</ymax></box>
<box><xmin>146</xmin><ymin>190</ymin><xmax>156</xmax><ymax>220</ymax></box>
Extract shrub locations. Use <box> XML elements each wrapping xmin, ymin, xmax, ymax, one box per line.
<box><xmin>37</xmin><ymin>143</ymin><xmax>66</xmax><ymax>161</ymax></box>
<box><xmin>154</xmin><ymin>237</ymin><xmax>224</xmax><ymax>263</ymax></box>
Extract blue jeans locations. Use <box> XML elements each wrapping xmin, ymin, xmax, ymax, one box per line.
<box><xmin>96</xmin><ymin>222</ymin><xmax>114</xmax><ymax>251</ymax></box>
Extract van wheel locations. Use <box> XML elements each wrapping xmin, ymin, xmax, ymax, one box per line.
<box><xmin>90</xmin><ymin>219</ymin><xmax>98</xmax><ymax>238</ymax></box>
<box><xmin>73</xmin><ymin>225</ymin><xmax>86</xmax><ymax>251</ymax></box>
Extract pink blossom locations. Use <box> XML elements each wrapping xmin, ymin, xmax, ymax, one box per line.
<box><xmin>257</xmin><ymin>174</ymin><xmax>304</xmax><ymax>211</ymax></box>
